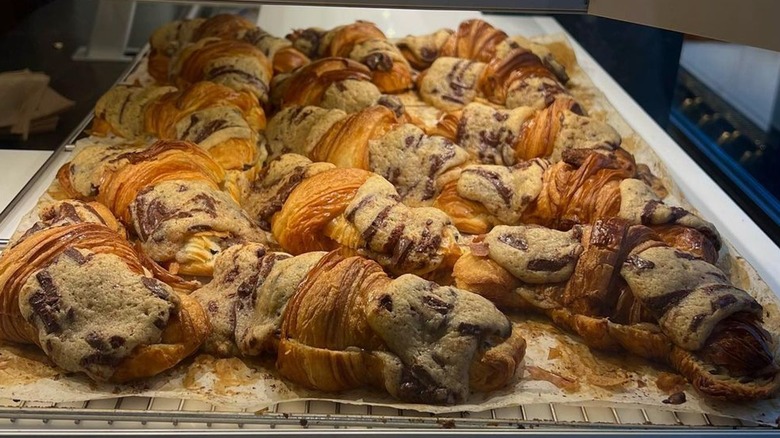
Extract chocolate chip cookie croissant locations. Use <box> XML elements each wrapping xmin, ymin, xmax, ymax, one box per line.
<box><xmin>192</xmin><ymin>243</ymin><xmax>525</xmax><ymax>404</ymax></box>
<box><xmin>288</xmin><ymin>21</ymin><xmax>413</xmax><ymax>93</ymax></box>
<box><xmin>148</xmin><ymin>14</ymin><xmax>309</xmax><ymax>81</ymax></box>
<box><xmin>269</xmin><ymin>57</ymin><xmax>405</xmax><ymax>116</ymax></box>
<box><xmin>0</xmin><ymin>200</ymin><xmax>209</xmax><ymax>383</ymax></box>
<box><xmin>244</xmin><ymin>156</ymin><xmax>460</xmax><ymax>277</ymax></box>
<box><xmin>453</xmin><ymin>220</ymin><xmax>780</xmax><ymax>401</ymax></box>
<box><xmin>170</xmin><ymin>38</ymin><xmax>273</xmax><ymax>105</ymax></box>
<box><xmin>265</xmin><ymin>105</ymin><xmax>469</xmax><ymax>207</ymax></box>
<box><xmin>93</xmin><ymin>81</ymin><xmax>265</xmax><ymax>170</ymax></box>
<box><xmin>434</xmin><ymin>148</ymin><xmax>720</xmax><ymax>260</ymax></box>
<box><xmin>428</xmin><ymin>99</ymin><xmax>617</xmax><ymax>166</ymax></box>
<box><xmin>402</xmin><ymin>19</ymin><xmax>570</xmax><ymax>111</ymax></box>
<box><xmin>59</xmin><ymin>140</ymin><xmax>271</xmax><ymax>276</ymax></box>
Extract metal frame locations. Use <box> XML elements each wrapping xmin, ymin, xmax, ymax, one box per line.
<box><xmin>0</xmin><ymin>397</ymin><xmax>770</xmax><ymax>432</ymax></box>
<box><xmin>127</xmin><ymin>0</ymin><xmax>589</xmax><ymax>13</ymax></box>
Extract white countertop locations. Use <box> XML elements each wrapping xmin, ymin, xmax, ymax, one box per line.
<box><xmin>0</xmin><ymin>8</ymin><xmax>777</xmax><ymax>294</ymax></box>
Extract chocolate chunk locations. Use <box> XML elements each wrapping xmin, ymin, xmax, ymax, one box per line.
<box><xmin>141</xmin><ymin>277</ymin><xmax>170</xmax><ymax>301</ymax></box>
<box><xmin>422</xmin><ymin>295</ymin><xmax>453</xmax><ymax>315</ymax></box>
<box><xmin>361</xmin><ymin>205</ymin><xmax>393</xmax><ymax>244</ymax></box>
<box><xmin>498</xmin><ymin>233</ymin><xmax>528</xmax><ymax>251</ymax></box>
<box><xmin>419</xmin><ymin>46</ymin><xmax>436</xmax><ymax>62</ymax></box>
<box><xmin>187</xmin><ymin>224</ymin><xmax>212</xmax><ymax>233</ymax></box>
<box><xmin>364</xmin><ymin>52</ymin><xmax>393</xmax><ymax>72</ymax></box>
<box><xmin>711</xmin><ymin>294</ymin><xmax>737</xmax><ymax>311</ymax></box>
<box><xmin>625</xmin><ymin>254</ymin><xmax>655</xmax><ymax>270</ymax></box>
<box><xmin>85</xmin><ymin>332</ymin><xmax>107</xmax><ymax>351</ymax></box>
<box><xmin>458</xmin><ymin>323</ymin><xmax>482</xmax><ymax>336</ymax></box>
<box><xmin>378</xmin><ymin>294</ymin><xmax>393</xmax><ymax>312</ymax></box>
<box><xmin>397</xmin><ymin>366</ymin><xmax>455</xmax><ymax>405</ymax></box>
<box><xmin>643</xmin><ymin>289</ymin><xmax>692</xmax><ymax>316</ymax></box>
<box><xmin>109</xmin><ymin>336</ymin><xmax>126</xmax><ymax>349</ymax></box>
<box><xmin>180</xmin><ymin>114</ymin><xmax>200</xmax><ymax>140</ymax></box>
<box><xmin>28</xmin><ymin>271</ymin><xmax>62</xmax><ymax>334</ymax></box>
<box><xmin>492</xmin><ymin>112</ymin><xmax>508</xmax><ymax>122</ymax></box>
<box><xmin>153</xmin><ymin>317</ymin><xmax>167</xmax><ymax>330</ymax></box>
<box><xmin>80</xmin><ymin>351</ymin><xmax>121</xmax><ymax>368</ymax></box>
<box><xmin>669</xmin><ymin>206</ymin><xmax>689</xmax><ymax>221</ymax></box>
<box><xmin>207</xmin><ymin>66</ymin><xmax>268</xmax><ymax>93</ymax></box>
<box><xmin>673</xmin><ymin>250</ymin><xmax>699</xmax><ymax>261</ymax></box>
<box><xmin>62</xmin><ymin>248</ymin><xmax>89</xmax><ymax>265</ymax></box>
<box><xmin>345</xmin><ymin>194</ymin><xmax>375</xmax><ymax>222</ymax></box>
<box><xmin>207</xmin><ymin>301</ymin><xmax>219</xmax><ymax>313</ymax></box>
<box><xmin>392</xmin><ymin>237</ymin><xmax>414</xmax><ymax>268</ymax></box>
<box><xmin>237</xmin><ymin>274</ymin><xmax>259</xmax><ymax>298</ymax></box>
<box><xmin>224</xmin><ymin>266</ymin><xmax>240</xmax><ymax>283</ymax></box>
<box><xmin>468</xmin><ymin>168</ymin><xmax>513</xmax><ymax>204</ymax></box>
<box><xmin>193</xmin><ymin>119</ymin><xmax>230</xmax><ymax>144</ymax></box>
<box><xmin>192</xmin><ymin>193</ymin><xmax>217</xmax><ymax>214</ymax></box>
<box><xmin>59</xmin><ymin>203</ymin><xmax>83</xmax><ymax>223</ymax></box>
<box><xmin>528</xmin><ymin>257</ymin><xmax>573</xmax><ymax>272</ymax></box>
<box><xmin>377</xmin><ymin>95</ymin><xmax>404</xmax><ymax>117</ymax></box>
<box><xmin>690</xmin><ymin>314</ymin><xmax>707</xmax><ymax>332</ymax></box>
<box><xmin>334</xmin><ymin>81</ymin><xmax>347</xmax><ymax>92</ymax></box>
<box><xmin>662</xmin><ymin>392</ymin><xmax>686</xmax><ymax>405</ymax></box>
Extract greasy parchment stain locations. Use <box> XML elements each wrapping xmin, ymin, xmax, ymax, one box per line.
<box><xmin>1</xmin><ymin>33</ymin><xmax>779</xmax><ymax>425</ymax></box>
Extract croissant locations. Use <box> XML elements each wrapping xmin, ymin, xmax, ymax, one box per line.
<box><xmin>432</xmin><ymin>100</ymin><xmax>616</xmax><ymax>165</ymax></box>
<box><xmin>93</xmin><ymin>82</ymin><xmax>265</xmax><ymax>170</ymax></box>
<box><xmin>242</xmin><ymin>157</ymin><xmax>460</xmax><ymax>277</ymax></box>
<box><xmin>242</xmin><ymin>153</ymin><xmax>336</xmax><ymax>231</ymax></box>
<box><xmin>149</xmin><ymin>14</ymin><xmax>309</xmax><ymax>81</ymax></box>
<box><xmin>170</xmin><ymin>38</ymin><xmax>273</xmax><ymax>104</ymax></box>
<box><xmin>264</xmin><ymin>105</ymin><xmax>469</xmax><ymax>207</ymax></box>
<box><xmin>59</xmin><ymin>140</ymin><xmax>271</xmax><ymax>276</ymax></box>
<box><xmin>396</xmin><ymin>28</ymin><xmax>454</xmax><ymax>70</ymax></box>
<box><xmin>434</xmin><ymin>148</ymin><xmax>720</xmax><ymax>258</ymax></box>
<box><xmin>269</xmin><ymin>57</ymin><xmax>406</xmax><ymax>116</ymax></box>
<box><xmin>453</xmin><ymin>220</ymin><xmax>780</xmax><ymax>401</ymax></box>
<box><xmin>402</xmin><ymin>19</ymin><xmax>570</xmax><ymax>111</ymax></box>
<box><xmin>0</xmin><ymin>200</ymin><xmax>209</xmax><ymax>383</ymax></box>
<box><xmin>192</xmin><ymin>243</ymin><xmax>525</xmax><ymax>404</ymax></box>
<box><xmin>288</xmin><ymin>21</ymin><xmax>413</xmax><ymax>93</ymax></box>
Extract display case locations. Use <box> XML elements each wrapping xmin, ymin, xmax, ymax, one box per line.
<box><xmin>1</xmin><ymin>0</ymin><xmax>779</xmax><ymax>434</ymax></box>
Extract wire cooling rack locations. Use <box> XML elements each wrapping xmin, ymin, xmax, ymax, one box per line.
<box><xmin>0</xmin><ymin>396</ymin><xmax>771</xmax><ymax>432</ymax></box>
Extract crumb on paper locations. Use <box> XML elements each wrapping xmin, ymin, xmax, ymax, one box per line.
<box><xmin>655</xmin><ymin>372</ymin><xmax>687</xmax><ymax>394</ymax></box>
<box><xmin>662</xmin><ymin>392</ymin><xmax>686</xmax><ymax>405</ymax></box>
<box><xmin>525</xmin><ymin>365</ymin><xmax>579</xmax><ymax>393</ymax></box>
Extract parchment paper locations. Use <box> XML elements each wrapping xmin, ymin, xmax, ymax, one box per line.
<box><xmin>1</xmin><ymin>34</ymin><xmax>779</xmax><ymax>426</ymax></box>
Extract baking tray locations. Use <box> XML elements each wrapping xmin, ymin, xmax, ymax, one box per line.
<box><xmin>0</xmin><ymin>10</ymin><xmax>778</xmax><ymax>434</ymax></box>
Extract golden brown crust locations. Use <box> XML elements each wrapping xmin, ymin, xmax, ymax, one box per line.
<box><xmin>273</xmin><ymin>57</ymin><xmax>373</xmax><ymax>110</ymax></box>
<box><xmin>440</xmin><ymin>19</ymin><xmax>507</xmax><ymax>62</ymax></box>
<box><xmin>145</xmin><ymin>81</ymin><xmax>265</xmax><ymax>135</ymax></box>
<box><xmin>172</xmin><ymin>39</ymin><xmax>273</xmax><ymax>103</ymax></box>
<box><xmin>96</xmin><ymin>140</ymin><xmax>225</xmax><ymax>224</ymax></box>
<box><xmin>670</xmin><ymin>346</ymin><xmax>780</xmax><ymax>401</ymax></box>
<box><xmin>273</xmin><ymin>250</ymin><xmax>524</xmax><ymax>402</ymax></box>
<box><xmin>468</xmin><ymin>328</ymin><xmax>526</xmax><ymax>392</ymax></box>
<box><xmin>514</xmin><ymin>97</ymin><xmax>578</xmax><ymax>161</ymax></box>
<box><xmin>311</xmin><ymin>105</ymin><xmax>398</xmax><ymax>169</ymax></box>
<box><xmin>110</xmin><ymin>293</ymin><xmax>210</xmax><ymax>383</ymax></box>
<box><xmin>433</xmin><ymin>180</ymin><xmax>495</xmax><ymax>235</ymax></box>
<box><xmin>290</xmin><ymin>21</ymin><xmax>413</xmax><ymax>93</ymax></box>
<box><xmin>272</xmin><ymin>168</ymin><xmax>373</xmax><ymax>254</ymax></box>
<box><xmin>453</xmin><ymin>219</ymin><xmax>778</xmax><ymax>400</ymax></box>
<box><xmin>452</xmin><ymin>252</ymin><xmax>528</xmax><ymax>310</ymax></box>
